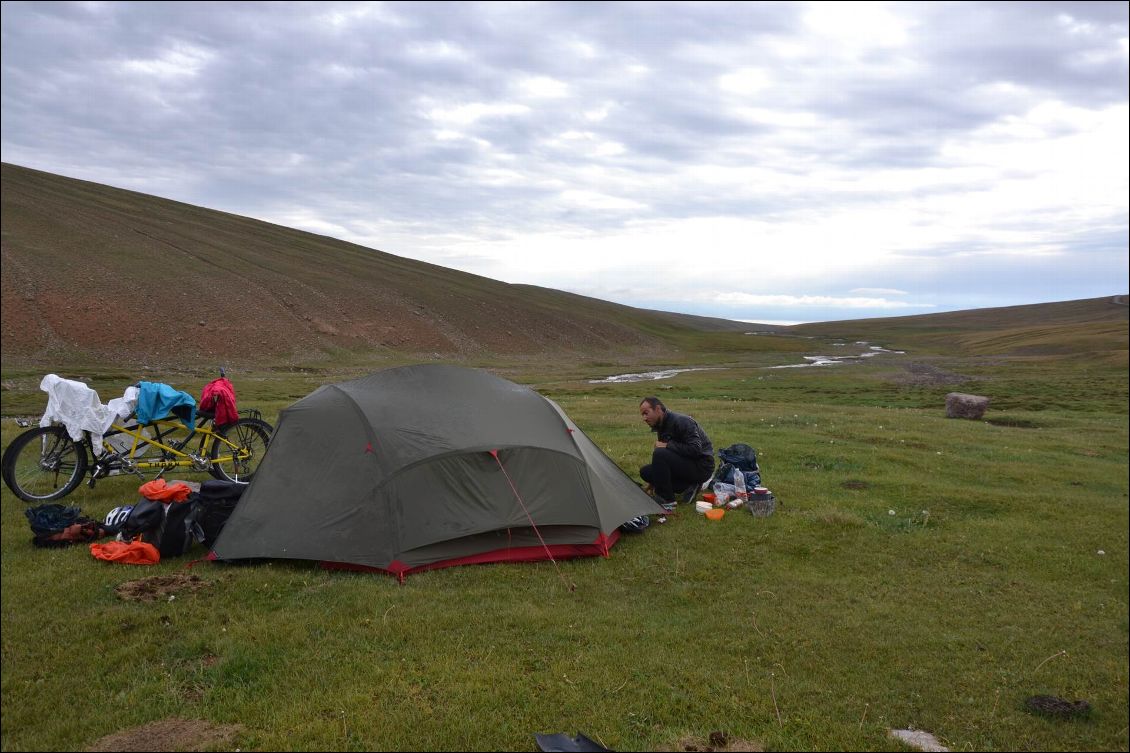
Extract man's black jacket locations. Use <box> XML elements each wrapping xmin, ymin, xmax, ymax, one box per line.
<box><xmin>652</xmin><ymin>410</ymin><xmax>715</xmax><ymax>469</ymax></box>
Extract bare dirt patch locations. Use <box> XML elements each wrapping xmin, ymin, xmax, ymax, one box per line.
<box><xmin>841</xmin><ymin>479</ymin><xmax>870</xmax><ymax>490</ymax></box>
<box><xmin>114</xmin><ymin>573</ymin><xmax>211</xmax><ymax>602</ymax></box>
<box><xmin>84</xmin><ymin>717</ymin><xmax>243</xmax><ymax>752</ymax></box>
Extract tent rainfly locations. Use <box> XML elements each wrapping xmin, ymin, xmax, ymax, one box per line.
<box><xmin>212</xmin><ymin>364</ymin><xmax>664</xmax><ymax>579</ymax></box>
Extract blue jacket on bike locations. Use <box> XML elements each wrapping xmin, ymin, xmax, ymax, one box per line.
<box><xmin>136</xmin><ymin>381</ymin><xmax>197</xmax><ymax>430</ymax></box>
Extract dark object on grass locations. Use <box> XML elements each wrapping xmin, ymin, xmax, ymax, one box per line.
<box><xmin>618</xmin><ymin>514</ymin><xmax>651</xmax><ymax>534</ymax></box>
<box><xmin>712</xmin><ymin>444</ymin><xmax>762</xmax><ymax>490</ymax></box>
<box><xmin>1024</xmin><ymin>695</ymin><xmax>1092</xmax><ymax>718</ymax></box>
<box><xmin>718</xmin><ymin>444</ymin><xmax>759</xmax><ymax>473</ymax></box>
<box><xmin>25</xmin><ymin>503</ymin><xmax>85</xmax><ymax>536</ymax></box>
<box><xmin>192</xmin><ymin>479</ymin><xmax>247</xmax><ymax>547</ymax></box>
<box><xmin>709</xmin><ymin>730</ymin><xmax>729</xmax><ymax>747</ymax></box>
<box><xmin>535</xmin><ymin>732</ymin><xmax>612</xmax><ymax>752</ymax></box>
<box><xmin>33</xmin><ymin>520</ymin><xmax>106</xmax><ymax>548</ymax></box>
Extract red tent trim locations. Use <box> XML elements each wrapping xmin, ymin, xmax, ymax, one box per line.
<box><xmin>320</xmin><ymin>530</ymin><xmax>621</xmax><ymax>582</ymax></box>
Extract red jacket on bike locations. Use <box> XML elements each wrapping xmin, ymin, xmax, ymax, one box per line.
<box><xmin>200</xmin><ymin>377</ymin><xmax>238</xmax><ymax>427</ymax></box>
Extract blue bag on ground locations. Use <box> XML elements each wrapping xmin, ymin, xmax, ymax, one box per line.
<box><xmin>713</xmin><ymin>443</ymin><xmax>762</xmax><ymax>488</ymax></box>
<box><xmin>719</xmin><ymin>443</ymin><xmax>759</xmax><ymax>472</ymax></box>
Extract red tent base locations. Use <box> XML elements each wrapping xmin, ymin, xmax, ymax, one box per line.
<box><xmin>320</xmin><ymin>530</ymin><xmax>621</xmax><ymax>582</ymax></box>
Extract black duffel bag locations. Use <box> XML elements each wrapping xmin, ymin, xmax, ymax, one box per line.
<box><xmin>191</xmin><ymin>480</ymin><xmax>247</xmax><ymax>548</ymax></box>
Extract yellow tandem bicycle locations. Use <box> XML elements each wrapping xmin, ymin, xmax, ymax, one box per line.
<box><xmin>2</xmin><ymin>398</ymin><xmax>273</xmax><ymax>503</ymax></box>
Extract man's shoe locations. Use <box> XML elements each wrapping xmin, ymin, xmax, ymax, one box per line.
<box><xmin>646</xmin><ymin>489</ymin><xmax>677</xmax><ymax>512</ymax></box>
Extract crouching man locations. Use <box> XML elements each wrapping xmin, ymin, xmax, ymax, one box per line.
<box><xmin>639</xmin><ymin>396</ymin><xmax>715</xmax><ymax>512</ymax></box>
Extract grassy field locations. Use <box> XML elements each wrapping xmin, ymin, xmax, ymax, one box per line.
<box><xmin>1</xmin><ymin>339</ymin><xmax>1127</xmax><ymax>751</ymax></box>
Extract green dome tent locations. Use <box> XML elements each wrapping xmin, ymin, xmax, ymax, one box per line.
<box><xmin>212</xmin><ymin>364</ymin><xmax>664</xmax><ymax>579</ymax></box>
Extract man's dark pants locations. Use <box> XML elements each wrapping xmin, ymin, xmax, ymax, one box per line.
<box><xmin>640</xmin><ymin>447</ymin><xmax>713</xmax><ymax>503</ymax></box>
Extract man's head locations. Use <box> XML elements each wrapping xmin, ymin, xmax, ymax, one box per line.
<box><xmin>640</xmin><ymin>396</ymin><xmax>666</xmax><ymax>428</ymax></box>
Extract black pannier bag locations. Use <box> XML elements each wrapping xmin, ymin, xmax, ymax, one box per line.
<box><xmin>119</xmin><ymin>499</ymin><xmax>166</xmax><ymax>541</ymax></box>
<box><xmin>121</xmin><ymin>499</ymin><xmax>201</xmax><ymax>559</ymax></box>
<box><xmin>144</xmin><ymin>501</ymin><xmax>203</xmax><ymax>558</ymax></box>
<box><xmin>191</xmin><ymin>480</ymin><xmax>247</xmax><ymax>548</ymax></box>
<box><xmin>711</xmin><ymin>443</ymin><xmax>762</xmax><ymax>489</ymax></box>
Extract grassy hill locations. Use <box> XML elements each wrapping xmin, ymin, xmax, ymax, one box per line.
<box><xmin>0</xmin><ymin>163</ymin><xmax>750</xmax><ymax>368</ymax></box>
<box><xmin>3</xmin><ymin>162</ymin><xmax>1125</xmax><ymax>374</ymax></box>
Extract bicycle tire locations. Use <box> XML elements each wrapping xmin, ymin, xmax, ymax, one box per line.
<box><xmin>209</xmin><ymin>417</ymin><xmax>272</xmax><ymax>484</ymax></box>
<box><xmin>1</xmin><ymin>426</ymin><xmax>89</xmax><ymax>502</ymax></box>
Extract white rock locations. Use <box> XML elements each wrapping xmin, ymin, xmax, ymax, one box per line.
<box><xmin>889</xmin><ymin>728</ymin><xmax>949</xmax><ymax>752</ymax></box>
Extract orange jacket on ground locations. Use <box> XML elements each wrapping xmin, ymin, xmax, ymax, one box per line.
<box><xmin>90</xmin><ymin>540</ymin><xmax>160</xmax><ymax>565</ymax></box>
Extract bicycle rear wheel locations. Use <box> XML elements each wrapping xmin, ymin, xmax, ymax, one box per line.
<box><xmin>209</xmin><ymin>418</ymin><xmax>272</xmax><ymax>483</ymax></box>
<box><xmin>1</xmin><ymin>426</ymin><xmax>89</xmax><ymax>502</ymax></box>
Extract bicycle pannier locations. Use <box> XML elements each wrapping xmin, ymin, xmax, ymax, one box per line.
<box><xmin>120</xmin><ymin>499</ymin><xmax>202</xmax><ymax>558</ymax></box>
<box><xmin>143</xmin><ymin>501</ymin><xmax>202</xmax><ymax>558</ymax></box>
<box><xmin>119</xmin><ymin>500</ymin><xmax>165</xmax><ymax>540</ymax></box>
<box><xmin>192</xmin><ymin>480</ymin><xmax>246</xmax><ymax>548</ymax></box>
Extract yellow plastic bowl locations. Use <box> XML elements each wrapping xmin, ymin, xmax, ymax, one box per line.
<box><xmin>705</xmin><ymin>508</ymin><xmax>725</xmax><ymax>521</ymax></box>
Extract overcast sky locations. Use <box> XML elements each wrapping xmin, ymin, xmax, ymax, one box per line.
<box><xmin>2</xmin><ymin>1</ymin><xmax>1127</xmax><ymax>323</ymax></box>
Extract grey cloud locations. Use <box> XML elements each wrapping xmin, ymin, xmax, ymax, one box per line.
<box><xmin>838</xmin><ymin>229</ymin><xmax>1129</xmax><ymax>301</ymax></box>
<box><xmin>2</xmin><ymin>1</ymin><xmax>1125</xmax><ymax>322</ymax></box>
<box><xmin>919</xmin><ymin>2</ymin><xmax>1129</xmax><ymax>103</ymax></box>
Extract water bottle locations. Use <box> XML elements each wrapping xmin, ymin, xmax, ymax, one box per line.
<box><xmin>733</xmin><ymin>471</ymin><xmax>747</xmax><ymax>500</ymax></box>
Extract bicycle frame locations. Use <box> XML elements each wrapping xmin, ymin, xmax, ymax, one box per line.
<box><xmin>91</xmin><ymin>416</ymin><xmax>249</xmax><ymax>479</ymax></box>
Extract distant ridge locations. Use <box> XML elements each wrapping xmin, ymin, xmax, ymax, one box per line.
<box><xmin>791</xmin><ymin>295</ymin><xmax>1128</xmax><ymax>357</ymax></box>
<box><xmin>0</xmin><ymin>163</ymin><xmax>751</xmax><ymax>366</ymax></box>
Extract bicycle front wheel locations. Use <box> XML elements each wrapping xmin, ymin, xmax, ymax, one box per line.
<box><xmin>209</xmin><ymin>418</ymin><xmax>272</xmax><ymax>484</ymax></box>
<box><xmin>1</xmin><ymin>426</ymin><xmax>89</xmax><ymax>502</ymax></box>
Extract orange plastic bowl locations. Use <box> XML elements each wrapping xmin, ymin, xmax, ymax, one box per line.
<box><xmin>705</xmin><ymin>508</ymin><xmax>725</xmax><ymax>521</ymax></box>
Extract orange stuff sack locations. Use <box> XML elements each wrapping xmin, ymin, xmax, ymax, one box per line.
<box><xmin>138</xmin><ymin>479</ymin><xmax>192</xmax><ymax>502</ymax></box>
<box><xmin>90</xmin><ymin>540</ymin><xmax>160</xmax><ymax>565</ymax></box>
